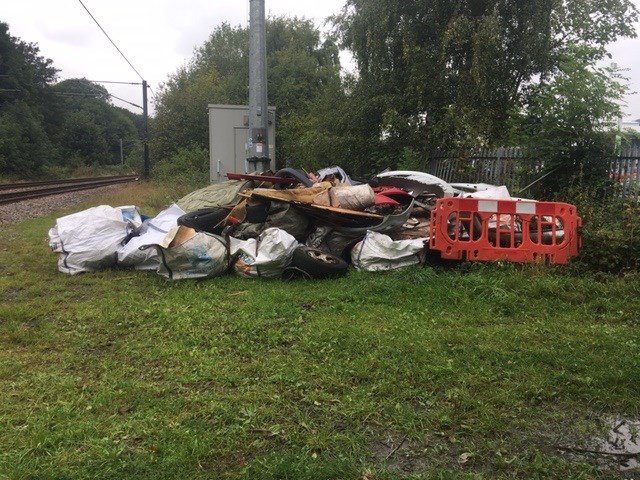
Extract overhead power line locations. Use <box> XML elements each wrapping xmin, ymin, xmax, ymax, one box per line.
<box><xmin>86</xmin><ymin>80</ymin><xmax>142</xmax><ymax>85</ymax></box>
<box><xmin>108</xmin><ymin>93</ymin><xmax>142</xmax><ymax>109</ymax></box>
<box><xmin>58</xmin><ymin>76</ymin><xmax>145</xmax><ymax>109</ymax></box>
<box><xmin>52</xmin><ymin>90</ymin><xmax>143</xmax><ymax>110</ymax></box>
<box><xmin>77</xmin><ymin>0</ymin><xmax>145</xmax><ymax>82</ymax></box>
<box><xmin>72</xmin><ymin>4</ymin><xmax>152</xmax><ymax>177</ymax></box>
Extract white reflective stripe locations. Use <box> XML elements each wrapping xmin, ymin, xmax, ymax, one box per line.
<box><xmin>478</xmin><ymin>200</ymin><xmax>498</xmax><ymax>212</ymax></box>
<box><xmin>515</xmin><ymin>202</ymin><xmax>536</xmax><ymax>214</ymax></box>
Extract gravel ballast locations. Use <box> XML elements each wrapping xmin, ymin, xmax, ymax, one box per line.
<box><xmin>0</xmin><ymin>185</ymin><xmax>123</xmax><ymax>225</ymax></box>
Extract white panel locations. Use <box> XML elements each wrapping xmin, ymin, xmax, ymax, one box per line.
<box><xmin>478</xmin><ymin>200</ymin><xmax>498</xmax><ymax>212</ymax></box>
<box><xmin>515</xmin><ymin>202</ymin><xmax>536</xmax><ymax>214</ymax></box>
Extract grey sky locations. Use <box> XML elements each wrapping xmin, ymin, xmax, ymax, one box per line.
<box><xmin>3</xmin><ymin>1</ymin><xmax>347</xmax><ymax>114</ymax></box>
<box><xmin>3</xmin><ymin>1</ymin><xmax>639</xmax><ymax>120</ymax></box>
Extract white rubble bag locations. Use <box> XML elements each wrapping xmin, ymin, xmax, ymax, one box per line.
<box><xmin>48</xmin><ymin>205</ymin><xmax>142</xmax><ymax>275</ymax></box>
<box><xmin>117</xmin><ymin>203</ymin><xmax>185</xmax><ymax>270</ymax></box>
<box><xmin>351</xmin><ymin>230</ymin><xmax>426</xmax><ymax>272</ymax></box>
<box><xmin>140</xmin><ymin>225</ymin><xmax>230</xmax><ymax>280</ymax></box>
<box><xmin>231</xmin><ymin>227</ymin><xmax>298</xmax><ymax>278</ymax></box>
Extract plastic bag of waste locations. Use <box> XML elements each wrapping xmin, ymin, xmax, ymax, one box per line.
<box><xmin>231</xmin><ymin>227</ymin><xmax>298</xmax><ymax>278</ymax></box>
<box><xmin>117</xmin><ymin>203</ymin><xmax>185</xmax><ymax>270</ymax></box>
<box><xmin>351</xmin><ymin>230</ymin><xmax>426</xmax><ymax>272</ymax></box>
<box><xmin>140</xmin><ymin>225</ymin><xmax>230</xmax><ymax>280</ymax></box>
<box><xmin>313</xmin><ymin>184</ymin><xmax>375</xmax><ymax>210</ymax></box>
<box><xmin>48</xmin><ymin>205</ymin><xmax>142</xmax><ymax>275</ymax></box>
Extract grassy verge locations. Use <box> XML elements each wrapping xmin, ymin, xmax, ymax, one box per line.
<box><xmin>1</xmin><ymin>183</ymin><xmax>638</xmax><ymax>479</ymax></box>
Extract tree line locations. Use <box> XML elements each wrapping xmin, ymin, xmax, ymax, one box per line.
<box><xmin>0</xmin><ymin>21</ymin><xmax>142</xmax><ymax>178</ymax></box>
<box><xmin>1</xmin><ymin>0</ymin><xmax>638</xmax><ymax>184</ymax></box>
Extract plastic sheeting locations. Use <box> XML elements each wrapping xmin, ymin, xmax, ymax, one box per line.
<box><xmin>176</xmin><ymin>180</ymin><xmax>253</xmax><ymax>212</ymax></box>
<box><xmin>117</xmin><ymin>203</ymin><xmax>185</xmax><ymax>270</ymax></box>
<box><xmin>48</xmin><ymin>205</ymin><xmax>142</xmax><ymax>275</ymax></box>
<box><xmin>351</xmin><ymin>230</ymin><xmax>426</xmax><ymax>272</ymax></box>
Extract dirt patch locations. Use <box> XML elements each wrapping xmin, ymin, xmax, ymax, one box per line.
<box><xmin>556</xmin><ymin>416</ymin><xmax>640</xmax><ymax>477</ymax></box>
<box><xmin>369</xmin><ymin>434</ymin><xmax>431</xmax><ymax>474</ymax></box>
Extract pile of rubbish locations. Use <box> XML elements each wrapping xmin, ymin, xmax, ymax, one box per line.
<box><xmin>47</xmin><ymin>167</ymin><xmax>578</xmax><ymax>279</ymax></box>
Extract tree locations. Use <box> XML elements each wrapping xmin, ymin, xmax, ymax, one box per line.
<box><xmin>0</xmin><ymin>101</ymin><xmax>53</xmax><ymax>175</ymax></box>
<box><xmin>52</xmin><ymin>78</ymin><xmax>140</xmax><ymax>166</ymax></box>
<box><xmin>509</xmin><ymin>45</ymin><xmax>628</xmax><ymax>198</ymax></box>
<box><xmin>151</xmin><ymin>17</ymin><xmax>341</xmax><ymax>167</ymax></box>
<box><xmin>0</xmin><ymin>21</ymin><xmax>58</xmax><ymax>175</ymax></box>
<box><xmin>0</xmin><ymin>23</ymin><xmax>142</xmax><ymax>176</ymax></box>
<box><xmin>332</xmin><ymin>0</ymin><xmax>638</xmax><ymax>165</ymax></box>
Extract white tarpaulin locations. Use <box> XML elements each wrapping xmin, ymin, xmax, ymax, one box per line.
<box><xmin>117</xmin><ymin>203</ymin><xmax>186</xmax><ymax>270</ymax></box>
<box><xmin>48</xmin><ymin>205</ymin><xmax>142</xmax><ymax>275</ymax></box>
<box><xmin>351</xmin><ymin>230</ymin><xmax>426</xmax><ymax>272</ymax></box>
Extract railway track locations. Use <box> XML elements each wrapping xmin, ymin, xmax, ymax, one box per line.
<box><xmin>0</xmin><ymin>175</ymin><xmax>139</xmax><ymax>205</ymax></box>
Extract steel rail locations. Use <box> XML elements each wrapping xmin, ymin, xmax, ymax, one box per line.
<box><xmin>0</xmin><ymin>176</ymin><xmax>139</xmax><ymax>205</ymax></box>
<box><xmin>0</xmin><ymin>174</ymin><xmax>139</xmax><ymax>191</ymax></box>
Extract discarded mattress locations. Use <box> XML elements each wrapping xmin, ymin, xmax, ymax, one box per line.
<box><xmin>48</xmin><ymin>205</ymin><xmax>142</xmax><ymax>275</ymax></box>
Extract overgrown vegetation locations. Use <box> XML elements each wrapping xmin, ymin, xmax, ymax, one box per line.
<box><xmin>0</xmin><ymin>22</ymin><xmax>142</xmax><ymax>179</ymax></box>
<box><xmin>570</xmin><ymin>190</ymin><xmax>640</xmax><ymax>273</ymax></box>
<box><xmin>152</xmin><ymin>144</ymin><xmax>210</xmax><ymax>189</ymax></box>
<box><xmin>0</xmin><ymin>185</ymin><xmax>639</xmax><ymax>479</ymax></box>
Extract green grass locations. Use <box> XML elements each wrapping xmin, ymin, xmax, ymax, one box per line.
<box><xmin>1</xmin><ymin>184</ymin><xmax>639</xmax><ymax>479</ymax></box>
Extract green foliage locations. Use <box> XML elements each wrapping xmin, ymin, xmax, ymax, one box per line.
<box><xmin>52</xmin><ymin>79</ymin><xmax>141</xmax><ymax>167</ymax></box>
<box><xmin>0</xmin><ymin>100</ymin><xmax>54</xmax><ymax>175</ymax></box>
<box><xmin>152</xmin><ymin>17</ymin><xmax>341</xmax><ymax>168</ymax></box>
<box><xmin>570</xmin><ymin>190</ymin><xmax>640</xmax><ymax>273</ymax></box>
<box><xmin>509</xmin><ymin>45</ymin><xmax>627</xmax><ymax>198</ymax></box>
<box><xmin>0</xmin><ymin>22</ymin><xmax>57</xmax><ymax>100</ymax></box>
<box><xmin>0</xmin><ymin>23</ymin><xmax>142</xmax><ymax>177</ymax></box>
<box><xmin>152</xmin><ymin>67</ymin><xmax>222</xmax><ymax>166</ymax></box>
<box><xmin>332</xmin><ymin>0</ymin><xmax>638</xmax><ymax>165</ymax></box>
<box><xmin>152</xmin><ymin>144</ymin><xmax>210</xmax><ymax>188</ymax></box>
<box><xmin>0</xmin><ymin>22</ymin><xmax>58</xmax><ymax>175</ymax></box>
<box><xmin>278</xmin><ymin>76</ymin><xmax>370</xmax><ymax>172</ymax></box>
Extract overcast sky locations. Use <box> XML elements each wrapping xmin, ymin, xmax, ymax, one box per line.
<box><xmin>3</xmin><ymin>0</ymin><xmax>640</xmax><ymax>120</ymax></box>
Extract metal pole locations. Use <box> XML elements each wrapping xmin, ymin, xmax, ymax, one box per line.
<box><xmin>120</xmin><ymin>138</ymin><xmax>124</xmax><ymax>167</ymax></box>
<box><xmin>247</xmin><ymin>0</ymin><xmax>270</xmax><ymax>173</ymax></box>
<box><xmin>142</xmin><ymin>79</ymin><xmax>150</xmax><ymax>178</ymax></box>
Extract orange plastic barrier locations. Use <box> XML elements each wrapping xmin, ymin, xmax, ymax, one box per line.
<box><xmin>429</xmin><ymin>198</ymin><xmax>582</xmax><ymax>264</ymax></box>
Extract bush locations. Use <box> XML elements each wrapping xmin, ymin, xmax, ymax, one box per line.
<box><xmin>152</xmin><ymin>144</ymin><xmax>210</xmax><ymax>188</ymax></box>
<box><xmin>570</xmin><ymin>189</ymin><xmax>639</xmax><ymax>273</ymax></box>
